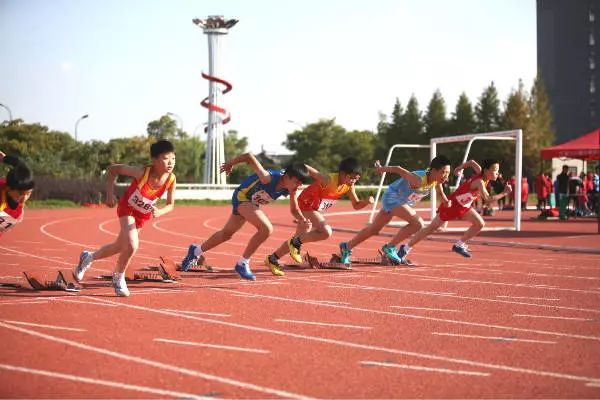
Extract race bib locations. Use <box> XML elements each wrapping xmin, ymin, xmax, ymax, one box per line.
<box><xmin>318</xmin><ymin>199</ymin><xmax>336</xmax><ymax>212</ymax></box>
<box><xmin>454</xmin><ymin>192</ymin><xmax>474</xmax><ymax>207</ymax></box>
<box><xmin>251</xmin><ymin>190</ymin><xmax>274</xmax><ymax>206</ymax></box>
<box><xmin>127</xmin><ymin>188</ymin><xmax>156</xmax><ymax>214</ymax></box>
<box><xmin>0</xmin><ymin>211</ymin><xmax>20</xmax><ymax>233</ymax></box>
<box><xmin>407</xmin><ymin>192</ymin><xmax>425</xmax><ymax>203</ymax></box>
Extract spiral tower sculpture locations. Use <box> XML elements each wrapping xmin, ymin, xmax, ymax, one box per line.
<box><xmin>193</xmin><ymin>16</ymin><xmax>238</xmax><ymax>184</ymax></box>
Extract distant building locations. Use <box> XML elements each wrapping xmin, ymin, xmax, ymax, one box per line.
<box><xmin>537</xmin><ymin>0</ymin><xmax>600</xmax><ymax>143</ymax></box>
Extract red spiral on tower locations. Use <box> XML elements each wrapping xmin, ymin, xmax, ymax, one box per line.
<box><xmin>200</xmin><ymin>72</ymin><xmax>233</xmax><ymax>131</ymax></box>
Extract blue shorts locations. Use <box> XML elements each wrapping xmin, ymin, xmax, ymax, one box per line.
<box><xmin>381</xmin><ymin>192</ymin><xmax>413</xmax><ymax>212</ymax></box>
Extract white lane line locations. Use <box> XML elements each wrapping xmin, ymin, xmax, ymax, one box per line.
<box><xmin>496</xmin><ymin>296</ymin><xmax>561</xmax><ymax>301</ymax></box>
<box><xmin>513</xmin><ymin>314</ymin><xmax>593</xmax><ymax>322</ymax></box>
<box><xmin>161</xmin><ymin>309</ymin><xmax>231</xmax><ymax>318</ymax></box>
<box><xmin>311</xmin><ymin>300</ymin><xmax>351</xmax><ymax>305</ymax></box>
<box><xmin>274</xmin><ymin>319</ymin><xmax>372</xmax><ymax>330</ymax></box>
<box><xmin>2</xmin><ymin>320</ymin><xmax>86</xmax><ymax>332</ymax></box>
<box><xmin>360</xmin><ymin>361</ymin><xmax>490</xmax><ymax>377</ymax></box>
<box><xmin>129</xmin><ymin>289</ymin><xmax>195</xmax><ymax>295</ymax></box>
<box><xmin>232</xmin><ymin>294</ymin><xmax>259</xmax><ymax>298</ymax></box>
<box><xmin>0</xmin><ymin>363</ymin><xmax>206</xmax><ymax>399</ymax></box>
<box><xmin>389</xmin><ymin>306</ymin><xmax>461</xmax><ymax>313</ymax></box>
<box><xmin>0</xmin><ymin>321</ymin><xmax>314</xmax><ymax>400</ymax></box>
<box><xmin>49</xmin><ymin>298</ymin><xmax>118</xmax><ymax>307</ymax></box>
<box><xmin>0</xmin><ymin>301</ymin><xmax>48</xmax><ymax>306</ymax></box>
<box><xmin>317</xmin><ymin>279</ymin><xmax>600</xmax><ymax>315</ymax></box>
<box><xmin>154</xmin><ymin>338</ymin><xmax>269</xmax><ymax>354</ymax></box>
<box><xmin>69</xmin><ymin>296</ymin><xmax>600</xmax><ymax>386</ymax></box>
<box><xmin>431</xmin><ymin>332</ymin><xmax>556</xmax><ymax>344</ymax></box>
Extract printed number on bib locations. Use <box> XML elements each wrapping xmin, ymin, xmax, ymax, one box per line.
<box><xmin>318</xmin><ymin>199</ymin><xmax>336</xmax><ymax>212</ymax></box>
<box><xmin>454</xmin><ymin>192</ymin><xmax>474</xmax><ymax>207</ymax></box>
<box><xmin>127</xmin><ymin>189</ymin><xmax>156</xmax><ymax>214</ymax></box>
<box><xmin>407</xmin><ymin>192</ymin><xmax>425</xmax><ymax>203</ymax></box>
<box><xmin>0</xmin><ymin>212</ymin><xmax>19</xmax><ymax>233</ymax></box>
<box><xmin>251</xmin><ymin>190</ymin><xmax>274</xmax><ymax>206</ymax></box>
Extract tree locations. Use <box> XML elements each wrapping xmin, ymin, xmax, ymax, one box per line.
<box><xmin>146</xmin><ymin>115</ymin><xmax>180</xmax><ymax>140</ymax></box>
<box><xmin>451</xmin><ymin>92</ymin><xmax>477</xmax><ymax>135</ymax></box>
<box><xmin>529</xmin><ymin>74</ymin><xmax>556</xmax><ymax>174</ymax></box>
<box><xmin>499</xmin><ymin>80</ymin><xmax>530</xmax><ymax>177</ymax></box>
<box><xmin>423</xmin><ymin>89</ymin><xmax>448</xmax><ymax>141</ymax></box>
<box><xmin>475</xmin><ymin>82</ymin><xmax>502</xmax><ymax>133</ymax></box>
<box><xmin>223</xmin><ymin>130</ymin><xmax>250</xmax><ymax>183</ymax></box>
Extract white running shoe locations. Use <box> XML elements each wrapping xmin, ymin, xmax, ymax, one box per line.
<box><xmin>73</xmin><ymin>251</ymin><xmax>93</xmax><ymax>282</ymax></box>
<box><xmin>112</xmin><ymin>274</ymin><xmax>130</xmax><ymax>297</ymax></box>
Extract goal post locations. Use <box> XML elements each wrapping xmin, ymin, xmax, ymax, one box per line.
<box><xmin>369</xmin><ymin>129</ymin><xmax>523</xmax><ymax>232</ymax></box>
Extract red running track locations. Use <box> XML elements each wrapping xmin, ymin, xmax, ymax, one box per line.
<box><xmin>0</xmin><ymin>204</ymin><xmax>599</xmax><ymax>398</ymax></box>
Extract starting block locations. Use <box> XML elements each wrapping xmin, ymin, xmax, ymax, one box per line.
<box><xmin>175</xmin><ymin>255</ymin><xmax>217</xmax><ymax>273</ymax></box>
<box><xmin>96</xmin><ymin>256</ymin><xmax>181</xmax><ymax>283</ymax></box>
<box><xmin>22</xmin><ymin>270</ymin><xmax>81</xmax><ymax>292</ymax></box>
<box><xmin>304</xmin><ymin>252</ymin><xmax>352</xmax><ymax>270</ymax></box>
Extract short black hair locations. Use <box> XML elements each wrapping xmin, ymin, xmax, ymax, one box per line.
<box><xmin>338</xmin><ymin>157</ymin><xmax>362</xmax><ymax>175</ymax></box>
<box><xmin>562</xmin><ymin>165</ymin><xmax>569</xmax><ymax>171</ymax></box>
<box><xmin>429</xmin><ymin>155</ymin><xmax>451</xmax><ymax>170</ymax></box>
<box><xmin>481</xmin><ymin>159</ymin><xmax>500</xmax><ymax>171</ymax></box>
<box><xmin>4</xmin><ymin>156</ymin><xmax>35</xmax><ymax>191</ymax></box>
<box><xmin>150</xmin><ymin>140</ymin><xmax>175</xmax><ymax>158</ymax></box>
<box><xmin>283</xmin><ymin>163</ymin><xmax>310</xmax><ymax>184</ymax></box>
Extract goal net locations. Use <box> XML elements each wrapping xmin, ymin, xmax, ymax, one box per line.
<box><xmin>368</xmin><ymin>129</ymin><xmax>523</xmax><ymax>232</ymax></box>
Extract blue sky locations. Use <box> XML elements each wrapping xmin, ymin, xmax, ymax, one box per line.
<box><xmin>0</xmin><ymin>0</ymin><xmax>536</xmax><ymax>153</ymax></box>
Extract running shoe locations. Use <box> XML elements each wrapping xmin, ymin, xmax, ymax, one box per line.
<box><xmin>73</xmin><ymin>251</ymin><xmax>93</xmax><ymax>282</ymax></box>
<box><xmin>339</xmin><ymin>242</ymin><xmax>352</xmax><ymax>265</ymax></box>
<box><xmin>265</xmin><ymin>255</ymin><xmax>285</xmax><ymax>276</ymax></box>
<box><xmin>381</xmin><ymin>244</ymin><xmax>403</xmax><ymax>265</ymax></box>
<box><xmin>181</xmin><ymin>244</ymin><xmax>199</xmax><ymax>272</ymax></box>
<box><xmin>112</xmin><ymin>274</ymin><xmax>130</xmax><ymax>297</ymax></box>
<box><xmin>287</xmin><ymin>238</ymin><xmax>303</xmax><ymax>263</ymax></box>
<box><xmin>452</xmin><ymin>243</ymin><xmax>472</xmax><ymax>258</ymax></box>
<box><xmin>235</xmin><ymin>262</ymin><xmax>256</xmax><ymax>281</ymax></box>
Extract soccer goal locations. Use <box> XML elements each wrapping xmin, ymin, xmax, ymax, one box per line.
<box><xmin>369</xmin><ymin>129</ymin><xmax>523</xmax><ymax>232</ymax></box>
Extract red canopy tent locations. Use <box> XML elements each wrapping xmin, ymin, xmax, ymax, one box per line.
<box><xmin>540</xmin><ymin>128</ymin><xmax>600</xmax><ymax>160</ymax></box>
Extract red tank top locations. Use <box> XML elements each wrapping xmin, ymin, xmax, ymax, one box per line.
<box><xmin>450</xmin><ymin>174</ymin><xmax>486</xmax><ymax>208</ymax></box>
<box><xmin>298</xmin><ymin>173</ymin><xmax>351</xmax><ymax>212</ymax></box>
<box><xmin>117</xmin><ymin>166</ymin><xmax>175</xmax><ymax>219</ymax></box>
<box><xmin>0</xmin><ymin>178</ymin><xmax>25</xmax><ymax>234</ymax></box>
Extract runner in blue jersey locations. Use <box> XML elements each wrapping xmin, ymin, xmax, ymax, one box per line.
<box><xmin>181</xmin><ymin>153</ymin><xmax>310</xmax><ymax>280</ymax></box>
<box><xmin>339</xmin><ymin>156</ymin><xmax>452</xmax><ymax>265</ymax></box>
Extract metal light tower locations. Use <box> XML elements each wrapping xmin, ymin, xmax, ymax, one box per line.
<box><xmin>193</xmin><ymin>16</ymin><xmax>238</xmax><ymax>184</ymax></box>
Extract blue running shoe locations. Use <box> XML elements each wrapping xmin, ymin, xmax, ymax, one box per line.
<box><xmin>235</xmin><ymin>262</ymin><xmax>256</xmax><ymax>280</ymax></box>
<box><xmin>339</xmin><ymin>242</ymin><xmax>352</xmax><ymax>265</ymax></box>
<box><xmin>381</xmin><ymin>244</ymin><xmax>403</xmax><ymax>265</ymax></box>
<box><xmin>452</xmin><ymin>244</ymin><xmax>472</xmax><ymax>258</ymax></box>
<box><xmin>181</xmin><ymin>244</ymin><xmax>199</xmax><ymax>272</ymax></box>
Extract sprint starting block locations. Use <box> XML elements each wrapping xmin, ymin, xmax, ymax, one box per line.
<box><xmin>22</xmin><ymin>270</ymin><xmax>81</xmax><ymax>292</ymax></box>
<box><xmin>303</xmin><ymin>253</ymin><xmax>352</xmax><ymax>270</ymax></box>
<box><xmin>96</xmin><ymin>256</ymin><xmax>181</xmax><ymax>283</ymax></box>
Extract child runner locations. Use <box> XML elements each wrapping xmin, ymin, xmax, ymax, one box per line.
<box><xmin>181</xmin><ymin>153</ymin><xmax>310</xmax><ymax>280</ymax></box>
<box><xmin>339</xmin><ymin>156</ymin><xmax>451</xmax><ymax>265</ymax></box>
<box><xmin>266</xmin><ymin>157</ymin><xmax>374</xmax><ymax>275</ymax></box>
<box><xmin>73</xmin><ymin>140</ymin><xmax>176</xmax><ymax>296</ymax></box>
<box><xmin>0</xmin><ymin>151</ymin><xmax>35</xmax><ymax>237</ymax></box>
<box><xmin>397</xmin><ymin>159</ymin><xmax>512</xmax><ymax>261</ymax></box>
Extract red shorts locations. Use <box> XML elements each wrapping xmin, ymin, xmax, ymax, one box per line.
<box><xmin>117</xmin><ymin>204</ymin><xmax>151</xmax><ymax>229</ymax></box>
<box><xmin>438</xmin><ymin>204</ymin><xmax>471</xmax><ymax>222</ymax></box>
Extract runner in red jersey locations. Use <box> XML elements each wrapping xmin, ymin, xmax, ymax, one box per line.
<box><xmin>0</xmin><ymin>151</ymin><xmax>35</xmax><ymax>237</ymax></box>
<box><xmin>72</xmin><ymin>140</ymin><xmax>176</xmax><ymax>297</ymax></box>
<box><xmin>397</xmin><ymin>159</ymin><xmax>512</xmax><ymax>261</ymax></box>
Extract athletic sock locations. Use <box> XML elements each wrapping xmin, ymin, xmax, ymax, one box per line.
<box><xmin>268</xmin><ymin>254</ymin><xmax>279</xmax><ymax>265</ymax></box>
<box><xmin>291</xmin><ymin>236</ymin><xmax>302</xmax><ymax>248</ymax></box>
<box><xmin>455</xmin><ymin>240</ymin><xmax>465</xmax><ymax>248</ymax></box>
<box><xmin>194</xmin><ymin>244</ymin><xmax>204</xmax><ymax>257</ymax></box>
<box><xmin>238</xmin><ymin>257</ymin><xmax>250</xmax><ymax>266</ymax></box>
<box><xmin>404</xmin><ymin>244</ymin><xmax>412</xmax><ymax>253</ymax></box>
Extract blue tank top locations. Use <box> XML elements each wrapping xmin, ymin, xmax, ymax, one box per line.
<box><xmin>234</xmin><ymin>169</ymin><xmax>289</xmax><ymax>206</ymax></box>
<box><xmin>383</xmin><ymin>170</ymin><xmax>436</xmax><ymax>206</ymax></box>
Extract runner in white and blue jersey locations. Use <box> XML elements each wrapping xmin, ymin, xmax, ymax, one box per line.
<box><xmin>339</xmin><ymin>156</ymin><xmax>451</xmax><ymax>265</ymax></box>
